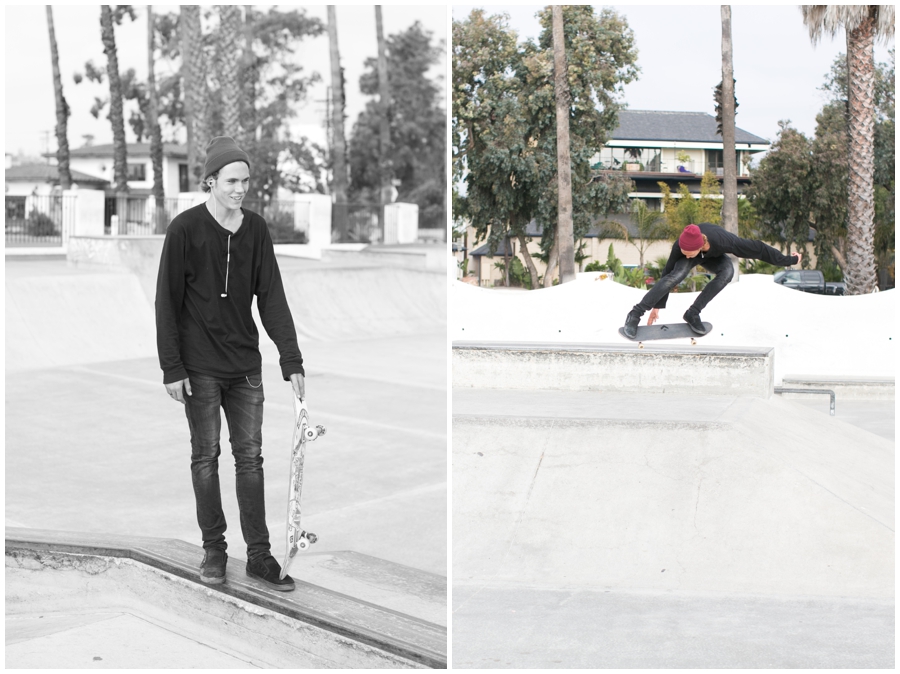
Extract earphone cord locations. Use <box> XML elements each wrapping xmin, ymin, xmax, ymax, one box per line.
<box><xmin>224</xmin><ymin>234</ymin><xmax>231</xmax><ymax>296</ymax></box>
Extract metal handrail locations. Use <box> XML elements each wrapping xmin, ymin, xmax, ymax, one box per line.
<box><xmin>774</xmin><ymin>387</ymin><xmax>836</xmax><ymax>416</ymax></box>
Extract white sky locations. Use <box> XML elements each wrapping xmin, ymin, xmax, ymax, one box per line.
<box><xmin>452</xmin><ymin>4</ymin><xmax>894</xmax><ymax>147</ymax></box>
<box><xmin>4</xmin><ymin>5</ymin><xmax>448</xmax><ymax>159</ymax></box>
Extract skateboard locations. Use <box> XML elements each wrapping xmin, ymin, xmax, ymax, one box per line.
<box><xmin>618</xmin><ymin>322</ymin><xmax>713</xmax><ymax>342</ymax></box>
<box><xmin>280</xmin><ymin>394</ymin><xmax>326</xmax><ymax>580</ymax></box>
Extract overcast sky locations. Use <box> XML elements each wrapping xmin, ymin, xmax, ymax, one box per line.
<box><xmin>5</xmin><ymin>5</ymin><xmax>447</xmax><ymax>159</ymax></box>
<box><xmin>452</xmin><ymin>4</ymin><xmax>894</xmax><ymax>148</ymax></box>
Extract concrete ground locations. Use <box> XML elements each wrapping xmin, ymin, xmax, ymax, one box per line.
<box><xmin>453</xmin><ymin>585</ymin><xmax>894</xmax><ymax>668</ymax></box>
<box><xmin>452</xmin><ymin>387</ymin><xmax>894</xmax><ymax>668</ymax></box>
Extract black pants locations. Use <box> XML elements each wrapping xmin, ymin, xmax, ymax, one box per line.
<box><xmin>632</xmin><ymin>254</ymin><xmax>734</xmax><ymax>315</ymax></box>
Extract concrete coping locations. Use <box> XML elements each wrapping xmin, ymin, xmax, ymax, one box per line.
<box><xmin>783</xmin><ymin>374</ymin><xmax>895</xmax><ymax>385</ymax></box>
<box><xmin>5</xmin><ymin>527</ymin><xmax>446</xmax><ymax>669</ymax></box>
<box><xmin>453</xmin><ymin>340</ymin><xmax>774</xmax><ymax>359</ymax></box>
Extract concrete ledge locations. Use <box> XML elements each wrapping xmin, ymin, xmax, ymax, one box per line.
<box><xmin>782</xmin><ymin>375</ymin><xmax>895</xmax><ymax>400</ymax></box>
<box><xmin>453</xmin><ymin>341</ymin><xmax>774</xmax><ymax>397</ymax></box>
<box><xmin>5</xmin><ymin>528</ymin><xmax>446</xmax><ymax>669</ymax></box>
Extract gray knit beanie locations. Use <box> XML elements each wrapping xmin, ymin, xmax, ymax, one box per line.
<box><xmin>203</xmin><ymin>136</ymin><xmax>250</xmax><ymax>180</ymax></box>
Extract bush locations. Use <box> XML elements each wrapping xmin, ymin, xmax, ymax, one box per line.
<box><xmin>26</xmin><ymin>209</ymin><xmax>58</xmax><ymax>237</ymax></box>
<box><xmin>265</xmin><ymin>209</ymin><xmax>307</xmax><ymax>244</ymax></box>
<box><xmin>494</xmin><ymin>256</ymin><xmax>532</xmax><ymax>287</ymax></box>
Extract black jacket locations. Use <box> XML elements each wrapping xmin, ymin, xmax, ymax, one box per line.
<box><xmin>654</xmin><ymin>223</ymin><xmax>799</xmax><ymax>309</ymax></box>
<box><xmin>155</xmin><ymin>203</ymin><xmax>304</xmax><ymax>384</ymax></box>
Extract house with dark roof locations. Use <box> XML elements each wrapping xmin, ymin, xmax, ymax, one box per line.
<box><xmin>456</xmin><ymin>110</ymin><xmax>775</xmax><ymax>286</ymax></box>
<box><xmin>595</xmin><ymin>110</ymin><xmax>770</xmax><ymax>207</ymax></box>
<box><xmin>45</xmin><ymin>143</ymin><xmax>191</xmax><ymax>196</ymax></box>
<box><xmin>5</xmin><ymin>163</ymin><xmax>109</xmax><ymax>196</ymax></box>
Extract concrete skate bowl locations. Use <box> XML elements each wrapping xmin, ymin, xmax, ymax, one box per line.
<box><xmin>5</xmin><ymin>238</ymin><xmax>446</xmax><ymax>373</ymax></box>
<box><xmin>453</xmin><ymin>398</ymin><xmax>893</xmax><ymax>598</ymax></box>
<box><xmin>279</xmin><ymin>263</ymin><xmax>446</xmax><ymax>342</ymax></box>
<box><xmin>451</xmin><ymin>341</ymin><xmax>894</xmax><ymax>668</ymax></box>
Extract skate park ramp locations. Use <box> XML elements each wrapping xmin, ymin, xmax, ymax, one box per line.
<box><xmin>451</xmin><ymin>273</ymin><xmax>894</xmax><ymax>384</ymax></box>
<box><xmin>5</xmin><ymin>240</ymin><xmax>447</xmax><ymax>668</ymax></box>
<box><xmin>451</xmin><ymin>279</ymin><xmax>893</xmax><ymax>668</ymax></box>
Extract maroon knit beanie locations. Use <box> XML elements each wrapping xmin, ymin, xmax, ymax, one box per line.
<box><xmin>679</xmin><ymin>224</ymin><xmax>704</xmax><ymax>251</ymax></box>
<box><xmin>203</xmin><ymin>136</ymin><xmax>250</xmax><ymax>180</ymax></box>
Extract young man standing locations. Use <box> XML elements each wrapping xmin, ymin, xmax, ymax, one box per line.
<box><xmin>623</xmin><ymin>223</ymin><xmax>802</xmax><ymax>338</ymax></box>
<box><xmin>156</xmin><ymin>136</ymin><xmax>304</xmax><ymax>591</ymax></box>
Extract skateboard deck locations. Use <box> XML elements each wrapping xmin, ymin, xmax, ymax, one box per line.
<box><xmin>618</xmin><ymin>322</ymin><xmax>713</xmax><ymax>341</ymax></box>
<box><xmin>280</xmin><ymin>395</ymin><xmax>325</xmax><ymax>580</ymax></box>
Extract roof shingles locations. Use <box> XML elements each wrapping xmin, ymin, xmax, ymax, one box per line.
<box><xmin>611</xmin><ymin>110</ymin><xmax>769</xmax><ymax>145</ymax></box>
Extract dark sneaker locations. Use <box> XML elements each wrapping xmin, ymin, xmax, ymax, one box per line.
<box><xmin>246</xmin><ymin>555</ymin><xmax>295</xmax><ymax>592</ymax></box>
<box><xmin>683</xmin><ymin>309</ymin><xmax>709</xmax><ymax>335</ymax></box>
<box><xmin>623</xmin><ymin>310</ymin><xmax>642</xmax><ymax>339</ymax></box>
<box><xmin>199</xmin><ymin>548</ymin><xmax>227</xmax><ymax>585</ymax></box>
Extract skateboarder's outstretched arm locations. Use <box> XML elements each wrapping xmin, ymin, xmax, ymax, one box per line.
<box><xmin>728</xmin><ymin>234</ymin><xmax>800</xmax><ymax>267</ymax></box>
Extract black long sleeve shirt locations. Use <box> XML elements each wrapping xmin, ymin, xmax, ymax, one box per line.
<box><xmin>155</xmin><ymin>203</ymin><xmax>304</xmax><ymax>384</ymax></box>
<box><xmin>654</xmin><ymin>222</ymin><xmax>799</xmax><ymax>309</ymax></box>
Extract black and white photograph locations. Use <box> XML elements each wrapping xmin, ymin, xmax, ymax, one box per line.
<box><xmin>6</xmin><ymin>4</ymin><xmax>447</xmax><ymax>668</ymax></box>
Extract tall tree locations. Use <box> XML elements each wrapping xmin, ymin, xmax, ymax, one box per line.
<box><xmin>180</xmin><ymin>5</ymin><xmax>200</xmax><ymax>184</ymax></box>
<box><xmin>719</xmin><ymin>5</ymin><xmax>739</xmax><ymax>280</ymax></box>
<box><xmin>801</xmin><ymin>5</ymin><xmax>895</xmax><ymax>294</ymax></box>
<box><xmin>46</xmin><ymin>5</ymin><xmax>72</xmax><ymax>190</ymax></box>
<box><xmin>100</xmin><ymin>5</ymin><xmax>132</xmax><ymax>193</ymax></box>
<box><xmin>351</xmin><ymin>21</ymin><xmax>445</xmax><ymax>229</ymax></box>
<box><xmin>147</xmin><ymin>5</ymin><xmax>165</xmax><ymax>229</ymax></box>
<box><xmin>327</xmin><ymin>6</ymin><xmax>349</xmax><ymax>239</ymax></box>
<box><xmin>552</xmin><ymin>5</ymin><xmax>576</xmax><ymax>284</ymax></box>
<box><xmin>375</xmin><ymin>6</ymin><xmax>393</xmax><ymax>209</ymax></box>
<box><xmin>216</xmin><ymin>5</ymin><xmax>242</xmax><ymax>137</ymax></box>
<box><xmin>453</xmin><ymin>7</ymin><xmax>636</xmax><ymax>288</ymax></box>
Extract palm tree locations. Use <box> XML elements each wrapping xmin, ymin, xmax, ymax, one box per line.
<box><xmin>147</xmin><ymin>5</ymin><xmax>165</xmax><ymax>231</ymax></box>
<box><xmin>328</xmin><ymin>6</ymin><xmax>349</xmax><ymax>240</ymax></box>
<box><xmin>720</xmin><ymin>5</ymin><xmax>739</xmax><ymax>282</ymax></box>
<box><xmin>100</xmin><ymin>5</ymin><xmax>128</xmax><ymax>193</ymax></box>
<box><xmin>801</xmin><ymin>5</ymin><xmax>895</xmax><ymax>294</ymax></box>
<box><xmin>627</xmin><ymin>200</ymin><xmax>667</xmax><ymax>268</ymax></box>
<box><xmin>181</xmin><ymin>5</ymin><xmax>207</xmax><ymax>185</ymax></box>
<box><xmin>552</xmin><ymin>5</ymin><xmax>576</xmax><ymax>284</ymax></box>
<box><xmin>375</xmin><ymin>6</ymin><xmax>392</xmax><ymax>239</ymax></box>
<box><xmin>216</xmin><ymin>5</ymin><xmax>242</xmax><ymax>138</ymax></box>
<box><xmin>46</xmin><ymin>5</ymin><xmax>72</xmax><ymax>190</ymax></box>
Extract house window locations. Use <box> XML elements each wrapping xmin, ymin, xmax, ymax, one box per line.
<box><xmin>179</xmin><ymin>164</ymin><xmax>189</xmax><ymax>193</ymax></box>
<box><xmin>705</xmin><ymin>150</ymin><xmax>740</xmax><ymax>175</ymax></box>
<box><xmin>127</xmin><ymin>163</ymin><xmax>146</xmax><ymax>181</ymax></box>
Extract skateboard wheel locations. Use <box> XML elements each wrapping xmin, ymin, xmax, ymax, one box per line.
<box><xmin>305</xmin><ymin>429</ymin><xmax>316</xmax><ymax>440</ymax></box>
<box><xmin>308</xmin><ymin>533</ymin><xmax>318</xmax><ymax>544</ymax></box>
<box><xmin>316</xmin><ymin>425</ymin><xmax>326</xmax><ymax>436</ymax></box>
<box><xmin>298</xmin><ymin>538</ymin><xmax>309</xmax><ymax>550</ymax></box>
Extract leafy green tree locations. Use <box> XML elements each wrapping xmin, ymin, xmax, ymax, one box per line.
<box><xmin>697</xmin><ymin>171</ymin><xmax>723</xmax><ymax>224</ymax></box>
<box><xmin>744</xmin><ymin>121</ymin><xmax>814</xmax><ymax>261</ymax></box>
<box><xmin>453</xmin><ymin>7</ymin><xmax>636</xmax><ymax>289</ymax></box>
<box><xmin>349</xmin><ymin>21</ymin><xmax>445</xmax><ymax>229</ymax></box>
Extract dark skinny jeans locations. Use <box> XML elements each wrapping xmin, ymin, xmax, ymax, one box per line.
<box><xmin>632</xmin><ymin>254</ymin><xmax>734</xmax><ymax>315</ymax></box>
<box><xmin>183</xmin><ymin>372</ymin><xmax>270</xmax><ymax>561</ymax></box>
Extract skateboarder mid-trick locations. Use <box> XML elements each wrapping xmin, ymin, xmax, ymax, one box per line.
<box><xmin>623</xmin><ymin>223</ymin><xmax>802</xmax><ymax>338</ymax></box>
<box><xmin>156</xmin><ymin>136</ymin><xmax>305</xmax><ymax>591</ymax></box>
